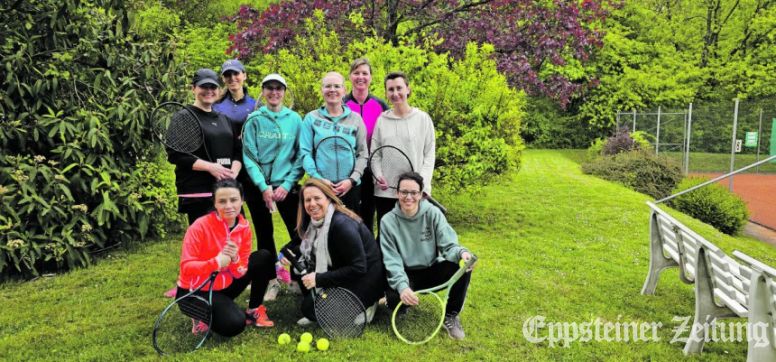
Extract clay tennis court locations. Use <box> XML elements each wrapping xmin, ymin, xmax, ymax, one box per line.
<box><xmin>691</xmin><ymin>173</ymin><xmax>776</xmax><ymax>231</ymax></box>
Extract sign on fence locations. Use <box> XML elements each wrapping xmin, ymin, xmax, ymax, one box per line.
<box><xmin>771</xmin><ymin>119</ymin><xmax>776</xmax><ymax>163</ymax></box>
<box><xmin>744</xmin><ymin>132</ymin><xmax>758</xmax><ymax>147</ymax></box>
<box><xmin>735</xmin><ymin>139</ymin><xmax>742</xmax><ymax>153</ymax></box>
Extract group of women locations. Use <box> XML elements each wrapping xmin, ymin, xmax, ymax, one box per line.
<box><xmin>165</xmin><ymin>59</ymin><xmax>476</xmax><ymax>340</ymax></box>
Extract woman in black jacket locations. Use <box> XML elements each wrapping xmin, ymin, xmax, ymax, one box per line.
<box><xmin>280</xmin><ymin>178</ymin><xmax>384</xmax><ymax>326</ymax></box>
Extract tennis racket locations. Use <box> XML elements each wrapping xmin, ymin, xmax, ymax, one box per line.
<box><xmin>286</xmin><ymin>250</ymin><xmax>367</xmax><ymax>339</ymax></box>
<box><xmin>151</xmin><ymin>101</ymin><xmax>211</xmax><ymax>161</ymax></box>
<box><xmin>313</xmin><ymin>135</ymin><xmax>356</xmax><ymax>183</ymax></box>
<box><xmin>391</xmin><ymin>254</ymin><xmax>477</xmax><ymax>344</ymax></box>
<box><xmin>369</xmin><ymin>145</ymin><xmax>447</xmax><ymax>214</ymax></box>
<box><xmin>153</xmin><ymin>271</ymin><xmax>219</xmax><ymax>355</ymax></box>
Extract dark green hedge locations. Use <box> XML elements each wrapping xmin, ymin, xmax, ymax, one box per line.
<box><xmin>0</xmin><ymin>0</ymin><xmax>185</xmax><ymax>278</ymax></box>
<box><xmin>668</xmin><ymin>177</ymin><xmax>750</xmax><ymax>235</ymax></box>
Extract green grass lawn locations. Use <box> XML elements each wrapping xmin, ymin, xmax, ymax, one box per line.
<box><xmin>659</xmin><ymin>151</ymin><xmax>776</xmax><ymax>173</ymax></box>
<box><xmin>2</xmin><ymin>150</ymin><xmax>774</xmax><ymax>361</ymax></box>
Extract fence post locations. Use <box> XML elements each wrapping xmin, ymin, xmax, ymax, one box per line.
<box><xmin>632</xmin><ymin>109</ymin><xmax>636</xmax><ymax>132</ymax></box>
<box><xmin>656</xmin><ymin>106</ymin><xmax>662</xmax><ymax>155</ymax></box>
<box><xmin>756</xmin><ymin>108</ymin><xmax>763</xmax><ymax>173</ymax></box>
<box><xmin>729</xmin><ymin>98</ymin><xmax>739</xmax><ymax>191</ymax></box>
<box><xmin>684</xmin><ymin>103</ymin><xmax>693</xmax><ymax>175</ymax></box>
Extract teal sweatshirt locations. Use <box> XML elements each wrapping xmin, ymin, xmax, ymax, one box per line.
<box><xmin>379</xmin><ymin>199</ymin><xmax>467</xmax><ymax>292</ymax></box>
<box><xmin>242</xmin><ymin>106</ymin><xmax>303</xmax><ymax>192</ymax></box>
<box><xmin>299</xmin><ymin>106</ymin><xmax>368</xmax><ymax>184</ymax></box>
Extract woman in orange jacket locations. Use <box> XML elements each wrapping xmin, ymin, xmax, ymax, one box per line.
<box><xmin>175</xmin><ymin>178</ymin><xmax>275</xmax><ymax>337</ymax></box>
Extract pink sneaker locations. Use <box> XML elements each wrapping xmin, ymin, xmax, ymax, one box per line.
<box><xmin>163</xmin><ymin>286</ymin><xmax>177</xmax><ymax>298</ymax></box>
<box><xmin>191</xmin><ymin>319</ymin><xmax>209</xmax><ymax>335</ymax></box>
<box><xmin>276</xmin><ymin>265</ymin><xmax>291</xmax><ymax>285</ymax></box>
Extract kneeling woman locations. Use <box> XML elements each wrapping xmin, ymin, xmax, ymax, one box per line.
<box><xmin>281</xmin><ymin>179</ymin><xmax>385</xmax><ymax>325</ymax></box>
<box><xmin>176</xmin><ymin>179</ymin><xmax>276</xmax><ymax>337</ymax></box>
<box><xmin>379</xmin><ymin>172</ymin><xmax>476</xmax><ymax>340</ymax></box>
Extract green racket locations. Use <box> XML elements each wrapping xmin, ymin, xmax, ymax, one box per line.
<box><xmin>391</xmin><ymin>254</ymin><xmax>477</xmax><ymax>344</ymax></box>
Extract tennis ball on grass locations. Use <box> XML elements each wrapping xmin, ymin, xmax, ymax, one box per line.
<box><xmin>300</xmin><ymin>332</ymin><xmax>313</xmax><ymax>344</ymax></box>
<box><xmin>316</xmin><ymin>338</ymin><xmax>330</xmax><ymax>351</ymax></box>
<box><xmin>297</xmin><ymin>341</ymin><xmax>311</xmax><ymax>353</ymax></box>
<box><xmin>277</xmin><ymin>333</ymin><xmax>291</xmax><ymax>345</ymax></box>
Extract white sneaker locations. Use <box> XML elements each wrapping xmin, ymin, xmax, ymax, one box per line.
<box><xmin>263</xmin><ymin>280</ymin><xmax>281</xmax><ymax>301</ymax></box>
<box><xmin>297</xmin><ymin>317</ymin><xmax>314</xmax><ymax>326</ymax></box>
<box><xmin>365</xmin><ymin>302</ymin><xmax>377</xmax><ymax>323</ymax></box>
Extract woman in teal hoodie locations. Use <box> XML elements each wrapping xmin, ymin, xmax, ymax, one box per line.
<box><xmin>299</xmin><ymin>72</ymin><xmax>368</xmax><ymax>212</ymax></box>
<box><xmin>242</xmin><ymin>74</ymin><xmax>303</xmax><ymax>259</ymax></box>
<box><xmin>379</xmin><ymin>172</ymin><xmax>475</xmax><ymax>340</ymax></box>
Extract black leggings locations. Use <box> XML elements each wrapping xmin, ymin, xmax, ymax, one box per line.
<box><xmin>244</xmin><ymin>186</ymin><xmax>299</xmax><ymax>259</ymax></box>
<box><xmin>180</xmin><ymin>197</ymin><xmax>214</xmax><ymax>226</ymax></box>
<box><xmin>358</xmin><ymin>169</ymin><xmax>376</xmax><ymax>235</ymax></box>
<box><xmin>385</xmin><ymin>261</ymin><xmax>472</xmax><ymax>317</ymax></box>
<box><xmin>339</xmin><ymin>183</ymin><xmax>361</xmax><ymax>214</ymax></box>
<box><xmin>374</xmin><ymin>197</ymin><xmax>397</xmax><ymax>239</ymax></box>
<box><xmin>176</xmin><ymin>250</ymin><xmax>275</xmax><ymax>337</ymax></box>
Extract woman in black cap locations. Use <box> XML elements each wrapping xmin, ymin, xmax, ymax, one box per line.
<box><xmin>163</xmin><ymin>68</ymin><xmax>243</xmax><ymax>298</ymax></box>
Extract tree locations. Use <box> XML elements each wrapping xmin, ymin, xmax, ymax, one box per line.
<box><xmin>229</xmin><ymin>0</ymin><xmax>610</xmax><ymax>107</ymax></box>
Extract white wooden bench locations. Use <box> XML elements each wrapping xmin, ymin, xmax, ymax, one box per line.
<box><xmin>642</xmin><ymin>201</ymin><xmax>776</xmax><ymax>360</ymax></box>
<box><xmin>733</xmin><ymin>251</ymin><xmax>776</xmax><ymax>361</ymax></box>
<box><xmin>641</xmin><ymin>201</ymin><xmax>706</xmax><ymax>294</ymax></box>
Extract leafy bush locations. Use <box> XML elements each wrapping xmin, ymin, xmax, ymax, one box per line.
<box><xmin>245</xmin><ymin>13</ymin><xmax>525</xmax><ymax>191</ymax></box>
<box><xmin>602</xmin><ymin>128</ymin><xmax>637</xmax><ymax>155</ymax></box>
<box><xmin>581</xmin><ymin>151</ymin><xmax>683</xmax><ymax>199</ymax></box>
<box><xmin>668</xmin><ymin>177</ymin><xmax>749</xmax><ymax>235</ymax></box>
<box><xmin>0</xmin><ymin>0</ymin><xmax>186</xmax><ymax>278</ymax></box>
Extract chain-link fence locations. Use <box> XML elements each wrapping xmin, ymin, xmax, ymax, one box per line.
<box><xmin>617</xmin><ymin>99</ymin><xmax>776</xmax><ymax>230</ymax></box>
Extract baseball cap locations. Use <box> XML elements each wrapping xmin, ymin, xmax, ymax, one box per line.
<box><xmin>220</xmin><ymin>59</ymin><xmax>245</xmax><ymax>74</ymax></box>
<box><xmin>261</xmin><ymin>73</ymin><xmax>287</xmax><ymax>88</ymax></box>
<box><xmin>192</xmin><ymin>68</ymin><xmax>220</xmax><ymax>87</ymax></box>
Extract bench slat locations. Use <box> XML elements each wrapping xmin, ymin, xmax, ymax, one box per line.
<box><xmin>713</xmin><ymin>288</ymin><xmax>748</xmax><ymax>317</ymax></box>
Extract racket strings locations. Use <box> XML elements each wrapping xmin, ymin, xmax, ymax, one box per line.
<box><xmin>161</xmin><ymin>107</ymin><xmax>203</xmax><ymax>153</ymax></box>
<box><xmin>314</xmin><ymin>288</ymin><xmax>366</xmax><ymax>339</ymax></box>
<box><xmin>370</xmin><ymin>147</ymin><xmax>413</xmax><ymax>189</ymax></box>
<box><xmin>153</xmin><ymin>295</ymin><xmax>212</xmax><ymax>354</ymax></box>
<box><xmin>315</xmin><ymin>138</ymin><xmax>354</xmax><ymax>182</ymax></box>
<box><xmin>393</xmin><ymin>292</ymin><xmax>445</xmax><ymax>343</ymax></box>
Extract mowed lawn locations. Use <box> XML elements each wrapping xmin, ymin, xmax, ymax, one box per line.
<box><xmin>1</xmin><ymin>150</ymin><xmax>774</xmax><ymax>361</ymax></box>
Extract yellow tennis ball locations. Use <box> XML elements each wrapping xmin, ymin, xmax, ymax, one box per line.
<box><xmin>277</xmin><ymin>333</ymin><xmax>291</xmax><ymax>345</ymax></box>
<box><xmin>300</xmin><ymin>332</ymin><xmax>313</xmax><ymax>344</ymax></box>
<box><xmin>316</xmin><ymin>338</ymin><xmax>330</xmax><ymax>351</ymax></box>
<box><xmin>459</xmin><ymin>259</ymin><xmax>466</xmax><ymax>268</ymax></box>
<box><xmin>296</xmin><ymin>341</ymin><xmax>311</xmax><ymax>353</ymax></box>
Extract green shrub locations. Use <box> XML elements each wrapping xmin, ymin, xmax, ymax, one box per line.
<box><xmin>0</xmin><ymin>0</ymin><xmax>186</xmax><ymax>278</ymax></box>
<box><xmin>581</xmin><ymin>150</ymin><xmax>683</xmax><ymax>199</ymax></box>
<box><xmin>247</xmin><ymin>13</ymin><xmax>525</xmax><ymax>191</ymax></box>
<box><xmin>668</xmin><ymin>177</ymin><xmax>749</xmax><ymax>235</ymax></box>
<box><xmin>586</xmin><ymin>138</ymin><xmax>606</xmax><ymax>160</ymax></box>
<box><xmin>630</xmin><ymin>131</ymin><xmax>654</xmax><ymax>152</ymax></box>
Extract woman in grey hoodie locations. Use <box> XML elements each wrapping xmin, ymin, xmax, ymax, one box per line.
<box><xmin>379</xmin><ymin>172</ymin><xmax>475</xmax><ymax>340</ymax></box>
<box><xmin>371</xmin><ymin>71</ymin><xmax>436</xmax><ymax>231</ymax></box>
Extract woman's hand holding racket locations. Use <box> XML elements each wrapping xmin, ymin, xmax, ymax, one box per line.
<box><xmin>375</xmin><ymin>176</ymin><xmax>389</xmax><ymax>191</ymax></box>
<box><xmin>400</xmin><ymin>288</ymin><xmax>419</xmax><ymax>306</ymax></box>
<box><xmin>332</xmin><ymin>179</ymin><xmax>354</xmax><ymax>196</ymax></box>
<box><xmin>460</xmin><ymin>251</ymin><xmax>476</xmax><ymax>271</ymax></box>
<box><xmin>202</xmin><ymin>161</ymin><xmax>235</xmax><ymax>180</ymax></box>
<box><xmin>272</xmin><ymin>186</ymin><xmax>289</xmax><ymax>202</ymax></box>
<box><xmin>301</xmin><ymin>272</ymin><xmax>316</xmax><ymax>289</ymax></box>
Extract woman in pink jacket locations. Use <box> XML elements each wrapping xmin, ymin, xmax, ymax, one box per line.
<box><xmin>175</xmin><ymin>178</ymin><xmax>275</xmax><ymax>336</ymax></box>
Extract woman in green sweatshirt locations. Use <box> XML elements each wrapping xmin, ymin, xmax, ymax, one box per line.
<box><xmin>379</xmin><ymin>172</ymin><xmax>475</xmax><ymax>340</ymax></box>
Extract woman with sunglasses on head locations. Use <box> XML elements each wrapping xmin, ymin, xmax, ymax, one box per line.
<box><xmin>344</xmin><ymin>58</ymin><xmax>389</xmax><ymax>234</ymax></box>
<box><xmin>299</xmin><ymin>71</ymin><xmax>368</xmax><ymax>212</ymax></box>
<box><xmin>279</xmin><ymin>179</ymin><xmax>385</xmax><ymax>326</ymax></box>
<box><xmin>175</xmin><ymin>179</ymin><xmax>276</xmax><ymax>337</ymax></box>
<box><xmin>163</xmin><ymin>68</ymin><xmax>243</xmax><ymax>298</ymax></box>
<box><xmin>371</xmin><ymin>71</ymin><xmax>436</xmax><ymax>230</ymax></box>
<box><xmin>379</xmin><ymin>172</ymin><xmax>475</xmax><ymax>341</ymax></box>
<box><xmin>242</xmin><ymin>74</ymin><xmax>303</xmax><ymax>264</ymax></box>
